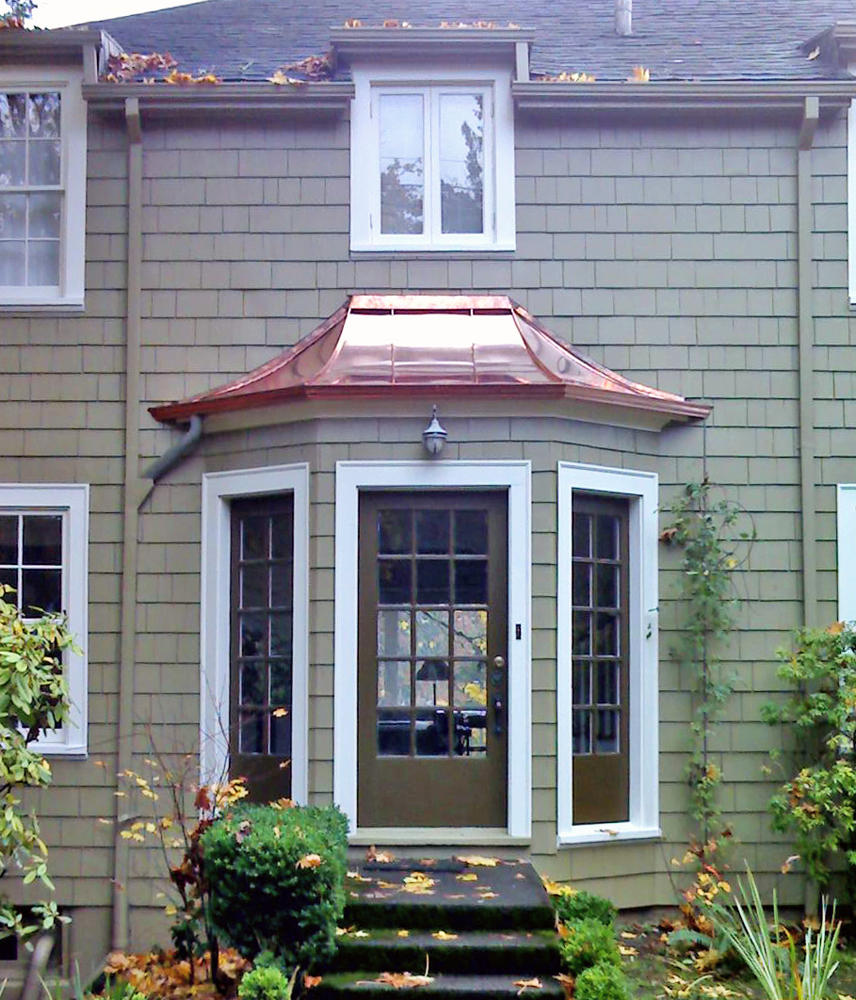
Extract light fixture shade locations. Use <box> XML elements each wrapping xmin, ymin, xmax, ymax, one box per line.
<box><xmin>422</xmin><ymin>405</ymin><xmax>448</xmax><ymax>455</ymax></box>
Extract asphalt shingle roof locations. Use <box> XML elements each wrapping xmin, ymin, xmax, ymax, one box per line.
<box><xmin>82</xmin><ymin>0</ymin><xmax>856</xmax><ymax>83</ymax></box>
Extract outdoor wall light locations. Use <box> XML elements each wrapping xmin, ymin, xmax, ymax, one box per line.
<box><xmin>422</xmin><ymin>405</ymin><xmax>448</xmax><ymax>456</ymax></box>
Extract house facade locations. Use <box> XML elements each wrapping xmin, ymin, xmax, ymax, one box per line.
<box><xmin>2</xmin><ymin>0</ymin><xmax>856</xmax><ymax>978</ymax></box>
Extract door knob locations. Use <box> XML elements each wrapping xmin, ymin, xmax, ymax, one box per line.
<box><xmin>493</xmin><ymin>655</ymin><xmax>505</xmax><ymax>668</ymax></box>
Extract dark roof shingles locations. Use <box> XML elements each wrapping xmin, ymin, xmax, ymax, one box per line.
<box><xmin>83</xmin><ymin>0</ymin><xmax>856</xmax><ymax>82</ymax></box>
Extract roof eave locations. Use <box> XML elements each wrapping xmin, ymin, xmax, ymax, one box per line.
<box><xmin>513</xmin><ymin>80</ymin><xmax>856</xmax><ymax>118</ymax></box>
<box><xmin>82</xmin><ymin>80</ymin><xmax>354</xmax><ymax>115</ymax></box>
<box><xmin>331</xmin><ymin>25</ymin><xmax>534</xmax><ymax>64</ymax></box>
<box><xmin>150</xmin><ymin>382</ymin><xmax>709</xmax><ymax>426</ymax></box>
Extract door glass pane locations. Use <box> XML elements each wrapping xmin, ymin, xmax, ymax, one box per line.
<box><xmin>379</xmin><ymin>560</ymin><xmax>410</xmax><ymax>603</ymax></box>
<box><xmin>378</xmin><ymin>509</ymin><xmax>411</xmax><ymax>554</ymax></box>
<box><xmin>415</xmin><ymin>708</ymin><xmax>449</xmax><ymax>756</ymax></box>
<box><xmin>240</xmin><ymin>661</ymin><xmax>265</xmax><ymax>705</ymax></box>
<box><xmin>241</xmin><ymin>516</ymin><xmax>268</xmax><ymax>559</ymax></box>
<box><xmin>453</xmin><ymin>608</ymin><xmax>487</xmax><ymax>656</ymax></box>
<box><xmin>596</xmin><ymin>708</ymin><xmax>619</xmax><ymax>753</ymax></box>
<box><xmin>454</xmin><ymin>560</ymin><xmax>487</xmax><ymax>604</ymax></box>
<box><xmin>454</xmin><ymin>509</ymin><xmax>487</xmax><ymax>555</ymax></box>
<box><xmin>573</xmin><ymin>563</ymin><xmax>591</xmax><ymax>607</ymax></box>
<box><xmin>378</xmin><ymin>609</ymin><xmax>411</xmax><ymax>656</ymax></box>
<box><xmin>379</xmin><ymin>93</ymin><xmax>423</xmax><ymax>235</ymax></box>
<box><xmin>573</xmin><ymin>513</ymin><xmax>591</xmax><ymax>558</ymax></box>
<box><xmin>270</xmin><ymin>563</ymin><xmax>293</xmax><ymax>608</ymax></box>
<box><xmin>453</xmin><ymin>660</ymin><xmax>486</xmax><ymax>708</ymax></box>
<box><xmin>415</xmin><ymin>510</ymin><xmax>449</xmax><ymax>554</ymax></box>
<box><xmin>269</xmin><ymin>659</ymin><xmax>292</xmax><ymax>704</ymax></box>
<box><xmin>596</xmin><ymin>612</ymin><xmax>618</xmax><ymax>656</ymax></box>
<box><xmin>572</xmin><ymin>709</ymin><xmax>591</xmax><ymax>754</ymax></box>
<box><xmin>416</xmin><ymin>559</ymin><xmax>449</xmax><ymax>604</ymax></box>
<box><xmin>572</xmin><ymin>663</ymin><xmax>590</xmax><ymax>706</ymax></box>
<box><xmin>572</xmin><ymin>610</ymin><xmax>591</xmax><ymax>655</ymax></box>
<box><xmin>378</xmin><ymin>707</ymin><xmax>410</xmax><ymax>756</ymax></box>
<box><xmin>239</xmin><ymin>711</ymin><xmax>265</xmax><ymax>754</ymax></box>
<box><xmin>455</xmin><ymin>717</ymin><xmax>486</xmax><ymax>755</ymax></box>
<box><xmin>270</xmin><ymin>710</ymin><xmax>291</xmax><ymax>755</ymax></box>
<box><xmin>241</xmin><ymin>563</ymin><xmax>268</xmax><ymax>608</ymax></box>
<box><xmin>596</xmin><ymin>564</ymin><xmax>618</xmax><ymax>608</ymax></box>
<box><xmin>378</xmin><ymin>660</ymin><xmax>410</xmax><ymax>706</ymax></box>
<box><xmin>597</xmin><ymin>662</ymin><xmax>618</xmax><ymax>705</ymax></box>
<box><xmin>415</xmin><ymin>609</ymin><xmax>448</xmax><ymax>657</ymax></box>
<box><xmin>271</xmin><ymin>514</ymin><xmax>293</xmax><ymax>558</ymax></box>
<box><xmin>440</xmin><ymin>93</ymin><xmax>484</xmax><ymax>234</ymax></box>
<box><xmin>240</xmin><ymin>613</ymin><xmax>266</xmax><ymax>657</ymax></box>
<box><xmin>596</xmin><ymin>515</ymin><xmax>619</xmax><ymax>561</ymax></box>
<box><xmin>270</xmin><ymin>612</ymin><xmax>292</xmax><ymax>656</ymax></box>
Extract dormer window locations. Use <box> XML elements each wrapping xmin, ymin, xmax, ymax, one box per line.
<box><xmin>350</xmin><ymin>65</ymin><xmax>516</xmax><ymax>252</ymax></box>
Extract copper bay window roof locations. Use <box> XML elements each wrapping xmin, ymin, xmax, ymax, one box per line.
<box><xmin>149</xmin><ymin>295</ymin><xmax>710</xmax><ymax>424</ymax></box>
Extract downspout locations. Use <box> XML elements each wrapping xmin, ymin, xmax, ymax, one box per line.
<box><xmin>112</xmin><ymin>96</ymin><xmax>143</xmax><ymax>952</ymax></box>
<box><xmin>797</xmin><ymin>95</ymin><xmax>819</xmax><ymax>917</ymax></box>
<box><xmin>797</xmin><ymin>96</ymin><xmax>819</xmax><ymax>631</ymax></box>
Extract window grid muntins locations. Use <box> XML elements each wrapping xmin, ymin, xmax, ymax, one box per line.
<box><xmin>376</xmin><ymin>507</ymin><xmax>490</xmax><ymax>759</ymax></box>
<box><xmin>572</xmin><ymin>511</ymin><xmax>623</xmax><ymax>757</ymax></box>
<box><xmin>0</xmin><ymin>92</ymin><xmax>62</xmax><ymax>288</ymax></box>
<box><xmin>0</xmin><ymin>512</ymin><xmax>63</xmax><ymax>617</ymax></box>
<box><xmin>235</xmin><ymin>510</ymin><xmax>294</xmax><ymax>757</ymax></box>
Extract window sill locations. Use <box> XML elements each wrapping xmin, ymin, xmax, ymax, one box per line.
<box><xmin>0</xmin><ymin>297</ymin><xmax>84</xmax><ymax>316</ymax></box>
<box><xmin>557</xmin><ymin>824</ymin><xmax>661</xmax><ymax>847</ymax></box>
<box><xmin>351</xmin><ymin>827</ymin><xmax>530</xmax><ymax>847</ymax></box>
<box><xmin>350</xmin><ymin>244</ymin><xmax>516</xmax><ymax>256</ymax></box>
<box><xmin>31</xmin><ymin>740</ymin><xmax>87</xmax><ymax>758</ymax></box>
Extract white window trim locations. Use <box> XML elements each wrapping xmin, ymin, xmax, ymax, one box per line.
<box><xmin>200</xmin><ymin>464</ymin><xmax>309</xmax><ymax>802</ymax></box>
<box><xmin>0</xmin><ymin>483</ymin><xmax>88</xmax><ymax>756</ymax></box>
<box><xmin>0</xmin><ymin>67</ymin><xmax>86</xmax><ymax>313</ymax></box>
<box><xmin>849</xmin><ymin>99</ymin><xmax>856</xmax><ymax>307</ymax></box>
<box><xmin>837</xmin><ymin>484</ymin><xmax>856</xmax><ymax>619</ymax></box>
<box><xmin>333</xmin><ymin>460</ymin><xmax>531</xmax><ymax>839</ymax></box>
<box><xmin>350</xmin><ymin>63</ymin><xmax>516</xmax><ymax>253</ymax></box>
<box><xmin>556</xmin><ymin>462</ymin><xmax>660</xmax><ymax>846</ymax></box>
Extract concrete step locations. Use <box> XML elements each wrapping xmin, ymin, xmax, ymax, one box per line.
<box><xmin>313</xmin><ymin>971</ymin><xmax>566</xmax><ymax>999</ymax></box>
<box><xmin>331</xmin><ymin>928</ymin><xmax>561</xmax><ymax>975</ymax></box>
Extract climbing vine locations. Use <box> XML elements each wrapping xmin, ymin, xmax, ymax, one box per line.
<box><xmin>661</xmin><ymin>478</ymin><xmax>753</xmax><ymax>862</ymax></box>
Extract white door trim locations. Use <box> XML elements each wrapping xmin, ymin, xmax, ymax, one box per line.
<box><xmin>333</xmin><ymin>460</ymin><xmax>532</xmax><ymax>839</ymax></box>
<box><xmin>200</xmin><ymin>463</ymin><xmax>309</xmax><ymax>802</ymax></box>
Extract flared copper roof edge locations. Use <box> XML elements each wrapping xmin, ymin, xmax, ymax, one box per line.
<box><xmin>150</xmin><ymin>378</ymin><xmax>710</xmax><ymax>423</ymax></box>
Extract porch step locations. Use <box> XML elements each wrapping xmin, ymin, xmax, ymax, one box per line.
<box><xmin>313</xmin><ymin>972</ymin><xmax>565</xmax><ymax>999</ymax></box>
<box><xmin>316</xmin><ymin>859</ymin><xmax>562</xmax><ymax>1000</ymax></box>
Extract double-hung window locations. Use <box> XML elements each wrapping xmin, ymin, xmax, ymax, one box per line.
<box><xmin>351</xmin><ymin>66</ymin><xmax>515</xmax><ymax>252</ymax></box>
<box><xmin>0</xmin><ymin>68</ymin><xmax>86</xmax><ymax>311</ymax></box>
<box><xmin>556</xmin><ymin>463</ymin><xmax>660</xmax><ymax>845</ymax></box>
<box><xmin>0</xmin><ymin>484</ymin><xmax>88</xmax><ymax>755</ymax></box>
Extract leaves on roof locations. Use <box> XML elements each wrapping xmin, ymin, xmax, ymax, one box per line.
<box><xmin>537</xmin><ymin>71</ymin><xmax>596</xmax><ymax>82</ymax></box>
<box><xmin>627</xmin><ymin>64</ymin><xmax>651</xmax><ymax>82</ymax></box>
<box><xmin>103</xmin><ymin>51</ymin><xmax>221</xmax><ymax>85</ymax></box>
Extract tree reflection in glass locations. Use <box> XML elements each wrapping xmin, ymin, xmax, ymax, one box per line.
<box><xmin>379</xmin><ymin>93</ymin><xmax>423</xmax><ymax>234</ymax></box>
<box><xmin>440</xmin><ymin>94</ymin><xmax>483</xmax><ymax>234</ymax></box>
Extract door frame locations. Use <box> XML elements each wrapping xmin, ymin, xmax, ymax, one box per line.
<box><xmin>334</xmin><ymin>460</ymin><xmax>531</xmax><ymax>839</ymax></box>
<box><xmin>200</xmin><ymin>463</ymin><xmax>310</xmax><ymax>801</ymax></box>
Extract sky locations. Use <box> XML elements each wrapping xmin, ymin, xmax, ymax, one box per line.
<box><xmin>25</xmin><ymin>0</ymin><xmax>203</xmax><ymax>29</ymax></box>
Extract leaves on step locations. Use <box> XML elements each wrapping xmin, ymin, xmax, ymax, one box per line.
<box><xmin>432</xmin><ymin>930</ymin><xmax>458</xmax><ymax>940</ymax></box>
<box><xmin>554</xmin><ymin>973</ymin><xmax>575</xmax><ymax>999</ymax></box>
<box><xmin>397</xmin><ymin>929</ymin><xmax>410</xmax><ymax>937</ymax></box>
<box><xmin>455</xmin><ymin>854</ymin><xmax>500</xmax><ymax>866</ymax></box>
<box><xmin>347</xmin><ymin>870</ymin><xmax>372</xmax><ymax>882</ymax></box>
<box><xmin>363</xmin><ymin>958</ymin><xmax>433</xmax><ymax>990</ymax></box>
<box><xmin>456</xmin><ymin>873</ymin><xmax>478</xmax><ymax>882</ymax></box>
<box><xmin>367</xmin><ymin>844</ymin><xmax>395</xmax><ymax>863</ymax></box>
<box><xmin>515</xmin><ymin>978</ymin><xmax>543</xmax><ymax>995</ymax></box>
<box><xmin>402</xmin><ymin>871</ymin><xmax>436</xmax><ymax>893</ymax></box>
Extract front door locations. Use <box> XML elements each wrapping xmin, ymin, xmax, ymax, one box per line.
<box><xmin>357</xmin><ymin>492</ymin><xmax>508</xmax><ymax>828</ymax></box>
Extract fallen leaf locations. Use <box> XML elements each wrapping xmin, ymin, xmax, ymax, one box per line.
<box><xmin>456</xmin><ymin>873</ymin><xmax>478</xmax><ymax>882</ymax></box>
<box><xmin>367</xmin><ymin>845</ymin><xmax>395</xmax><ymax>863</ymax></box>
<box><xmin>455</xmin><ymin>855</ymin><xmax>500</xmax><ymax>867</ymax></box>
<box><xmin>303</xmin><ymin>973</ymin><xmax>322</xmax><ymax>989</ymax></box>
<box><xmin>296</xmin><ymin>853</ymin><xmax>323</xmax><ymax>869</ymax></box>
<box><xmin>347</xmin><ymin>870</ymin><xmax>372</xmax><ymax>882</ymax></box>
<box><xmin>627</xmin><ymin>65</ymin><xmax>650</xmax><ymax>83</ymax></box>
<box><xmin>515</xmin><ymin>978</ymin><xmax>542</xmax><ymax>995</ymax></box>
<box><xmin>352</xmin><ymin>930</ymin><xmax>370</xmax><ymax>938</ymax></box>
<box><xmin>397</xmin><ymin>929</ymin><xmax>410</xmax><ymax>938</ymax></box>
<box><xmin>620</xmin><ymin>931</ymin><xmax>637</xmax><ymax>939</ymax></box>
<box><xmin>377</xmin><ymin>880</ymin><xmax>400</xmax><ymax>889</ymax></box>
<box><xmin>619</xmin><ymin>944</ymin><xmax>638</xmax><ymax>957</ymax></box>
<box><xmin>555</xmin><ymin>973</ymin><xmax>575</xmax><ymax>999</ymax></box>
<box><xmin>403</xmin><ymin>872</ymin><xmax>436</xmax><ymax>894</ymax></box>
<box><xmin>432</xmin><ymin>931</ymin><xmax>458</xmax><ymax>940</ymax></box>
<box><xmin>344</xmin><ymin>17</ymin><xmax>362</xmax><ymax>27</ymax></box>
<box><xmin>478</xmin><ymin>891</ymin><xmax>498</xmax><ymax>899</ymax></box>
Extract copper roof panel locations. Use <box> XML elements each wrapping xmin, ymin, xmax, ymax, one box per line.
<box><xmin>149</xmin><ymin>295</ymin><xmax>710</xmax><ymax>424</ymax></box>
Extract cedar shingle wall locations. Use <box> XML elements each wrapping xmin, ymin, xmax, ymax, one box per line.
<box><xmin>1</xmin><ymin>104</ymin><xmax>851</xmax><ymax>961</ymax></box>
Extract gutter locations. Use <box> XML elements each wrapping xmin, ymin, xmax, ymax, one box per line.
<box><xmin>112</xmin><ymin>96</ymin><xmax>144</xmax><ymax>953</ymax></box>
<box><xmin>797</xmin><ymin>96</ymin><xmax>820</xmax><ymax>631</ymax></box>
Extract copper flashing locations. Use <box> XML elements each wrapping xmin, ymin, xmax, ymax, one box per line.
<box><xmin>149</xmin><ymin>295</ymin><xmax>709</xmax><ymax>425</ymax></box>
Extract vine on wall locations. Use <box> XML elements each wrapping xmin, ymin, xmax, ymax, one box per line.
<box><xmin>661</xmin><ymin>477</ymin><xmax>754</xmax><ymax>862</ymax></box>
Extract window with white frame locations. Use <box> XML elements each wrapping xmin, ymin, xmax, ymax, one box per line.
<box><xmin>556</xmin><ymin>463</ymin><xmax>659</xmax><ymax>845</ymax></box>
<box><xmin>350</xmin><ymin>66</ymin><xmax>515</xmax><ymax>252</ymax></box>
<box><xmin>837</xmin><ymin>484</ymin><xmax>856</xmax><ymax>619</ymax></box>
<box><xmin>0</xmin><ymin>68</ymin><xmax>87</xmax><ymax>311</ymax></box>
<box><xmin>0</xmin><ymin>484</ymin><xmax>88</xmax><ymax>754</ymax></box>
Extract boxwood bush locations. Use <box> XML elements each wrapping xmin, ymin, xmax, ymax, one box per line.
<box><xmin>575</xmin><ymin>961</ymin><xmax>631</xmax><ymax>1000</ymax></box>
<box><xmin>554</xmin><ymin>889</ymin><xmax>617</xmax><ymax>928</ymax></box>
<box><xmin>559</xmin><ymin>917</ymin><xmax>621</xmax><ymax>975</ymax></box>
<box><xmin>201</xmin><ymin>803</ymin><xmax>348</xmax><ymax>970</ymax></box>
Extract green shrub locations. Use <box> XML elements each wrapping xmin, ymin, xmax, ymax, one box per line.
<box><xmin>201</xmin><ymin>803</ymin><xmax>348</xmax><ymax>970</ymax></box>
<box><xmin>575</xmin><ymin>962</ymin><xmax>630</xmax><ymax>1000</ymax></box>
<box><xmin>238</xmin><ymin>965</ymin><xmax>296</xmax><ymax>1000</ymax></box>
<box><xmin>553</xmin><ymin>890</ymin><xmax>616</xmax><ymax>928</ymax></box>
<box><xmin>559</xmin><ymin>918</ymin><xmax>620</xmax><ymax>976</ymax></box>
